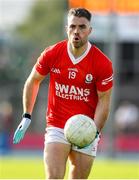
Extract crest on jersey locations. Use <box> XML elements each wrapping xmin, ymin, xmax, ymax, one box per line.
<box><xmin>85</xmin><ymin>74</ymin><xmax>93</xmax><ymax>83</ymax></box>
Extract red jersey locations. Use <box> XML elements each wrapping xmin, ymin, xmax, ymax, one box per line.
<box><xmin>35</xmin><ymin>40</ymin><xmax>113</xmax><ymax>128</ymax></box>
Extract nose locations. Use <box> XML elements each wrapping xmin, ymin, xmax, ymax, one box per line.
<box><xmin>74</xmin><ymin>27</ymin><xmax>79</xmax><ymax>34</ymax></box>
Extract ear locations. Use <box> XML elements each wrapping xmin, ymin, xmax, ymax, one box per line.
<box><xmin>89</xmin><ymin>27</ymin><xmax>92</xmax><ymax>35</ymax></box>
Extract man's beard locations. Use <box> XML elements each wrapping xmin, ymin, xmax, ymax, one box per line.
<box><xmin>72</xmin><ymin>40</ymin><xmax>85</xmax><ymax>49</ymax></box>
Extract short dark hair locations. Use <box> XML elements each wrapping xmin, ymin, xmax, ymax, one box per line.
<box><xmin>68</xmin><ymin>8</ymin><xmax>92</xmax><ymax>22</ymax></box>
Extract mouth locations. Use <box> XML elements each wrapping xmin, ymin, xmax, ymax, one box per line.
<box><xmin>73</xmin><ymin>36</ymin><xmax>80</xmax><ymax>42</ymax></box>
<box><xmin>75</xmin><ymin>37</ymin><xmax>79</xmax><ymax>40</ymax></box>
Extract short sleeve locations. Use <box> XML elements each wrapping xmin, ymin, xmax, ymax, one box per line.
<box><xmin>96</xmin><ymin>60</ymin><xmax>113</xmax><ymax>92</ymax></box>
<box><xmin>35</xmin><ymin>47</ymin><xmax>52</xmax><ymax>76</ymax></box>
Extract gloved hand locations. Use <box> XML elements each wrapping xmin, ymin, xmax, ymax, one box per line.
<box><xmin>13</xmin><ymin>115</ymin><xmax>31</xmax><ymax>144</ymax></box>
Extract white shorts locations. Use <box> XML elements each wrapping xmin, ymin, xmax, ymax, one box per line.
<box><xmin>44</xmin><ymin>127</ymin><xmax>100</xmax><ymax>157</ymax></box>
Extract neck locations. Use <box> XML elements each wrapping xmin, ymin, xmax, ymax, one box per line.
<box><xmin>69</xmin><ymin>42</ymin><xmax>88</xmax><ymax>59</ymax></box>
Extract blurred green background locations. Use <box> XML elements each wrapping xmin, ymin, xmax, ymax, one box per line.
<box><xmin>1</xmin><ymin>156</ymin><xmax>139</xmax><ymax>179</ymax></box>
<box><xmin>0</xmin><ymin>0</ymin><xmax>139</xmax><ymax>179</ymax></box>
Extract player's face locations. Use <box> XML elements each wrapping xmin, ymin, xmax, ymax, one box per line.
<box><xmin>66</xmin><ymin>15</ymin><xmax>92</xmax><ymax>49</ymax></box>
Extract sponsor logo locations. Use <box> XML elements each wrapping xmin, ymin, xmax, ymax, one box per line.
<box><xmin>102</xmin><ymin>75</ymin><xmax>113</xmax><ymax>85</ymax></box>
<box><xmin>85</xmin><ymin>74</ymin><xmax>93</xmax><ymax>84</ymax></box>
<box><xmin>55</xmin><ymin>82</ymin><xmax>90</xmax><ymax>102</ymax></box>
<box><xmin>51</xmin><ymin>68</ymin><xmax>61</xmax><ymax>74</ymax></box>
<box><xmin>68</xmin><ymin>68</ymin><xmax>78</xmax><ymax>72</ymax></box>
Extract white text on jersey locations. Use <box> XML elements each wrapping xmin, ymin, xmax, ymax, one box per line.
<box><xmin>51</xmin><ymin>68</ymin><xmax>61</xmax><ymax>74</ymax></box>
<box><xmin>55</xmin><ymin>82</ymin><xmax>90</xmax><ymax>102</ymax></box>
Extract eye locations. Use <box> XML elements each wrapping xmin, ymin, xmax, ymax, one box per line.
<box><xmin>69</xmin><ymin>25</ymin><xmax>76</xmax><ymax>29</ymax></box>
<box><xmin>79</xmin><ymin>25</ymin><xmax>86</xmax><ymax>29</ymax></box>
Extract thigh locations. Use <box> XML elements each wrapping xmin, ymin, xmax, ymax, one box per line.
<box><xmin>68</xmin><ymin>135</ymin><xmax>100</xmax><ymax>179</ymax></box>
<box><xmin>68</xmin><ymin>150</ymin><xmax>94</xmax><ymax>179</ymax></box>
<box><xmin>44</xmin><ymin>142</ymin><xmax>71</xmax><ymax>179</ymax></box>
<box><xmin>44</xmin><ymin>127</ymin><xmax>71</xmax><ymax>179</ymax></box>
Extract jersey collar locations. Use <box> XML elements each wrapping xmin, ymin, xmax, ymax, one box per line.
<box><xmin>67</xmin><ymin>42</ymin><xmax>92</xmax><ymax>65</ymax></box>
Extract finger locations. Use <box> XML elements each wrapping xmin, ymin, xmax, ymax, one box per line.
<box><xmin>13</xmin><ymin>130</ymin><xmax>24</xmax><ymax>144</ymax></box>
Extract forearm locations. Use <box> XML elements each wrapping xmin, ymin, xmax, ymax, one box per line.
<box><xmin>23</xmin><ymin>77</ymin><xmax>40</xmax><ymax>115</ymax></box>
<box><xmin>13</xmin><ymin>69</ymin><xmax>45</xmax><ymax>144</ymax></box>
<box><xmin>94</xmin><ymin>89</ymin><xmax>112</xmax><ymax>132</ymax></box>
<box><xmin>13</xmin><ymin>78</ymin><xmax>39</xmax><ymax>144</ymax></box>
<box><xmin>94</xmin><ymin>100</ymin><xmax>110</xmax><ymax>132</ymax></box>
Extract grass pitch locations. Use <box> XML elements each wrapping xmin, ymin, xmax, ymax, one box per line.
<box><xmin>0</xmin><ymin>155</ymin><xmax>139</xmax><ymax>179</ymax></box>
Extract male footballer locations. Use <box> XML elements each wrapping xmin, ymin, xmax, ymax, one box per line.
<box><xmin>13</xmin><ymin>8</ymin><xmax>113</xmax><ymax>179</ymax></box>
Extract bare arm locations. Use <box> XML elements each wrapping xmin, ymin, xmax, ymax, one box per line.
<box><xmin>23</xmin><ymin>67</ymin><xmax>45</xmax><ymax>114</ymax></box>
<box><xmin>13</xmin><ymin>68</ymin><xmax>45</xmax><ymax>144</ymax></box>
<box><xmin>94</xmin><ymin>88</ymin><xmax>112</xmax><ymax>132</ymax></box>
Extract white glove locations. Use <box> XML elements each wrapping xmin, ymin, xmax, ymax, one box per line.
<box><xmin>13</xmin><ymin>116</ymin><xmax>31</xmax><ymax>144</ymax></box>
